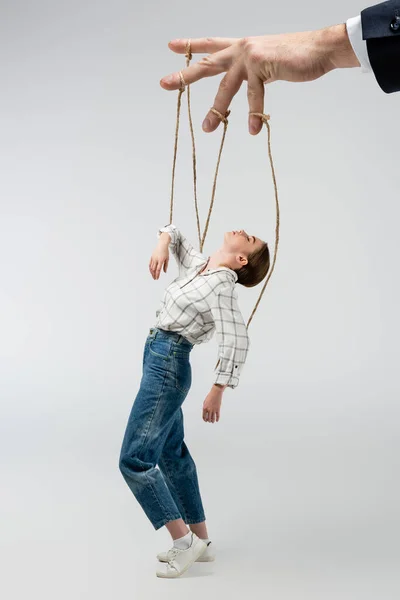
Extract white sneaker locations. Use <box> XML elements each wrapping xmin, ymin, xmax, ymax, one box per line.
<box><xmin>157</xmin><ymin>540</ymin><xmax>215</xmax><ymax>563</ymax></box>
<box><xmin>155</xmin><ymin>532</ymin><xmax>207</xmax><ymax>578</ymax></box>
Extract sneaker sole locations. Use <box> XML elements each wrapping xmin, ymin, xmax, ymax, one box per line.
<box><xmin>157</xmin><ymin>554</ymin><xmax>215</xmax><ymax>563</ymax></box>
<box><xmin>156</xmin><ymin>541</ymin><xmax>207</xmax><ymax>578</ymax></box>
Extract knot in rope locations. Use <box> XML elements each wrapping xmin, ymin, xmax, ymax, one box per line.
<box><xmin>185</xmin><ymin>40</ymin><xmax>192</xmax><ymax>62</ymax></box>
<box><xmin>178</xmin><ymin>71</ymin><xmax>186</xmax><ymax>92</ymax></box>
<box><xmin>210</xmin><ymin>107</ymin><xmax>231</xmax><ymax>124</ymax></box>
<box><xmin>249</xmin><ymin>112</ymin><xmax>271</xmax><ymax>124</ymax></box>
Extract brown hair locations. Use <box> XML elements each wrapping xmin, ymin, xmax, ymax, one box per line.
<box><xmin>235</xmin><ymin>241</ymin><xmax>270</xmax><ymax>288</ymax></box>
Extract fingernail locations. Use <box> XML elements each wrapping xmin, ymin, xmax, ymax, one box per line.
<box><xmin>161</xmin><ymin>75</ymin><xmax>173</xmax><ymax>85</ymax></box>
<box><xmin>250</xmin><ymin>120</ymin><xmax>258</xmax><ymax>134</ymax></box>
<box><xmin>202</xmin><ymin>118</ymin><xmax>211</xmax><ymax>132</ymax></box>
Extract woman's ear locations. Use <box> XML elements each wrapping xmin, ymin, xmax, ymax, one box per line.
<box><xmin>237</xmin><ymin>254</ymin><xmax>248</xmax><ymax>267</ymax></box>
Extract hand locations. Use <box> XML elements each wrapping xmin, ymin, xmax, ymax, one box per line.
<box><xmin>160</xmin><ymin>25</ymin><xmax>360</xmax><ymax>135</ymax></box>
<box><xmin>149</xmin><ymin>243</ymin><xmax>169</xmax><ymax>280</ymax></box>
<box><xmin>202</xmin><ymin>386</ymin><xmax>224</xmax><ymax>423</ymax></box>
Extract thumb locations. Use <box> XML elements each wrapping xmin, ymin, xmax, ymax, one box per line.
<box><xmin>163</xmin><ymin>258</ymin><xmax>169</xmax><ymax>272</ymax></box>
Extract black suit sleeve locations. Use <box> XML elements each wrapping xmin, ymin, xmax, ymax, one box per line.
<box><xmin>361</xmin><ymin>1</ymin><xmax>400</xmax><ymax>93</ymax></box>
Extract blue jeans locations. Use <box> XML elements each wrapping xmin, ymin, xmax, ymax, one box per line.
<box><xmin>119</xmin><ymin>327</ymin><xmax>206</xmax><ymax>530</ymax></box>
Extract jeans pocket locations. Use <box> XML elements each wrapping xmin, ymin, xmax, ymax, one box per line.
<box><xmin>149</xmin><ymin>337</ymin><xmax>172</xmax><ymax>360</ymax></box>
<box><xmin>173</xmin><ymin>351</ymin><xmax>192</xmax><ymax>394</ymax></box>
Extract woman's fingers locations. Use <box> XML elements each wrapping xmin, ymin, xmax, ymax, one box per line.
<box><xmin>149</xmin><ymin>258</ymin><xmax>162</xmax><ymax>279</ymax></box>
<box><xmin>168</xmin><ymin>37</ymin><xmax>239</xmax><ymax>55</ymax></box>
<box><xmin>203</xmin><ymin>409</ymin><xmax>219</xmax><ymax>423</ymax></box>
<box><xmin>155</xmin><ymin>260</ymin><xmax>163</xmax><ymax>279</ymax></box>
<box><xmin>247</xmin><ymin>71</ymin><xmax>265</xmax><ymax>135</ymax></box>
<box><xmin>160</xmin><ymin>46</ymin><xmax>233</xmax><ymax>91</ymax></box>
<box><xmin>202</xmin><ymin>62</ymin><xmax>244</xmax><ymax>132</ymax></box>
<box><xmin>163</xmin><ymin>257</ymin><xmax>169</xmax><ymax>273</ymax></box>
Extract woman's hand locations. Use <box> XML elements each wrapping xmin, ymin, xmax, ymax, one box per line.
<box><xmin>202</xmin><ymin>385</ymin><xmax>224</xmax><ymax>423</ymax></box>
<box><xmin>149</xmin><ymin>242</ymin><xmax>169</xmax><ymax>280</ymax></box>
<box><xmin>160</xmin><ymin>25</ymin><xmax>359</xmax><ymax>135</ymax></box>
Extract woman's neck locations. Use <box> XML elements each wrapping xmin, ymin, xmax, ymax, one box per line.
<box><xmin>206</xmin><ymin>250</ymin><xmax>232</xmax><ymax>271</ymax></box>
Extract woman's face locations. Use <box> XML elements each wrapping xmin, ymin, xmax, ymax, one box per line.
<box><xmin>223</xmin><ymin>229</ymin><xmax>264</xmax><ymax>257</ymax></box>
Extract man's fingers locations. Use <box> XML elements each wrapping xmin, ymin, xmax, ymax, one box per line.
<box><xmin>163</xmin><ymin>258</ymin><xmax>169</xmax><ymax>273</ymax></box>
<box><xmin>155</xmin><ymin>261</ymin><xmax>162</xmax><ymax>279</ymax></box>
<box><xmin>247</xmin><ymin>71</ymin><xmax>265</xmax><ymax>135</ymax></box>
<box><xmin>202</xmin><ymin>62</ymin><xmax>244</xmax><ymax>132</ymax></box>
<box><xmin>168</xmin><ymin>37</ymin><xmax>239</xmax><ymax>55</ymax></box>
<box><xmin>160</xmin><ymin>46</ymin><xmax>233</xmax><ymax>91</ymax></box>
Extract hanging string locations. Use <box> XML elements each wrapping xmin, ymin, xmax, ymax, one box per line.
<box><xmin>184</xmin><ymin>42</ymin><xmax>202</xmax><ymax>249</ymax></box>
<box><xmin>169</xmin><ymin>42</ymin><xmax>231</xmax><ymax>251</ymax></box>
<box><xmin>169</xmin><ymin>74</ymin><xmax>185</xmax><ymax>225</ymax></box>
<box><xmin>246</xmin><ymin>112</ymin><xmax>280</xmax><ymax>329</ymax></box>
<box><xmin>200</xmin><ymin>107</ymin><xmax>230</xmax><ymax>253</ymax></box>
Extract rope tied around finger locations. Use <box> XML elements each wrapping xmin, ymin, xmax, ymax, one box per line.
<box><xmin>185</xmin><ymin>40</ymin><xmax>192</xmax><ymax>63</ymax></box>
<box><xmin>249</xmin><ymin>112</ymin><xmax>271</xmax><ymax>124</ymax></box>
<box><xmin>210</xmin><ymin>107</ymin><xmax>231</xmax><ymax>125</ymax></box>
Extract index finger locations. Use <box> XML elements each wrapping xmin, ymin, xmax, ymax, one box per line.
<box><xmin>168</xmin><ymin>37</ymin><xmax>239</xmax><ymax>55</ymax></box>
<box><xmin>160</xmin><ymin>45</ymin><xmax>233</xmax><ymax>91</ymax></box>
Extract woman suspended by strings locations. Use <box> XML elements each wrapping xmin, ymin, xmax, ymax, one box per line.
<box><xmin>118</xmin><ymin>41</ymin><xmax>279</xmax><ymax>579</ymax></box>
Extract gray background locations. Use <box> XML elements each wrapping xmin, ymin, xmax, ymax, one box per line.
<box><xmin>1</xmin><ymin>0</ymin><xmax>399</xmax><ymax>598</ymax></box>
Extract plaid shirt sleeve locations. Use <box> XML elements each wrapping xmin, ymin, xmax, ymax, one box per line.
<box><xmin>157</xmin><ymin>223</ymin><xmax>206</xmax><ymax>277</ymax></box>
<box><xmin>210</xmin><ymin>284</ymin><xmax>250</xmax><ymax>389</ymax></box>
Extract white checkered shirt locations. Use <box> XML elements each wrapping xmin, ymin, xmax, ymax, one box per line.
<box><xmin>153</xmin><ymin>224</ymin><xmax>250</xmax><ymax>389</ymax></box>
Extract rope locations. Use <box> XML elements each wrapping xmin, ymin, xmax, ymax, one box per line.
<box><xmin>169</xmin><ymin>78</ymin><xmax>185</xmax><ymax>225</ymax></box>
<box><xmin>200</xmin><ymin>108</ymin><xmax>230</xmax><ymax>253</ymax></box>
<box><xmin>169</xmin><ymin>42</ymin><xmax>231</xmax><ymax>251</ymax></box>
<box><xmin>184</xmin><ymin>42</ymin><xmax>202</xmax><ymax>249</ymax></box>
<box><xmin>246</xmin><ymin>112</ymin><xmax>280</xmax><ymax>329</ymax></box>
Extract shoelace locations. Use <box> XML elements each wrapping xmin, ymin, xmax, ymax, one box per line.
<box><xmin>164</xmin><ymin>548</ymin><xmax>181</xmax><ymax>573</ymax></box>
<box><xmin>166</xmin><ymin>547</ymin><xmax>181</xmax><ymax>561</ymax></box>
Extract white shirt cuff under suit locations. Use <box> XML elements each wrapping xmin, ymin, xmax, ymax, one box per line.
<box><xmin>346</xmin><ymin>14</ymin><xmax>372</xmax><ymax>73</ymax></box>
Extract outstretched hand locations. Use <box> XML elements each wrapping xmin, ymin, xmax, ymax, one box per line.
<box><xmin>149</xmin><ymin>244</ymin><xmax>169</xmax><ymax>280</ymax></box>
<box><xmin>160</xmin><ymin>26</ymin><xmax>359</xmax><ymax>135</ymax></box>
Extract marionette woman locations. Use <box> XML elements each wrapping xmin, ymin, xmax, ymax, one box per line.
<box><xmin>119</xmin><ymin>223</ymin><xmax>269</xmax><ymax>578</ymax></box>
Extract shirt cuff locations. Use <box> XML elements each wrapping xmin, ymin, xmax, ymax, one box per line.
<box><xmin>346</xmin><ymin>15</ymin><xmax>372</xmax><ymax>74</ymax></box>
<box><xmin>214</xmin><ymin>371</ymin><xmax>239</xmax><ymax>389</ymax></box>
<box><xmin>157</xmin><ymin>223</ymin><xmax>177</xmax><ymax>243</ymax></box>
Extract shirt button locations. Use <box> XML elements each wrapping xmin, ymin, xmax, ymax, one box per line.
<box><xmin>390</xmin><ymin>16</ymin><xmax>400</xmax><ymax>32</ymax></box>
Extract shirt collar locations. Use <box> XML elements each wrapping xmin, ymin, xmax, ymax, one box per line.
<box><xmin>198</xmin><ymin>257</ymin><xmax>238</xmax><ymax>283</ymax></box>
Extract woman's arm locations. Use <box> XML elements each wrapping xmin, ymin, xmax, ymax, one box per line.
<box><xmin>157</xmin><ymin>224</ymin><xmax>206</xmax><ymax>277</ymax></box>
<box><xmin>202</xmin><ymin>283</ymin><xmax>250</xmax><ymax>423</ymax></box>
<box><xmin>209</xmin><ymin>284</ymin><xmax>250</xmax><ymax>389</ymax></box>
